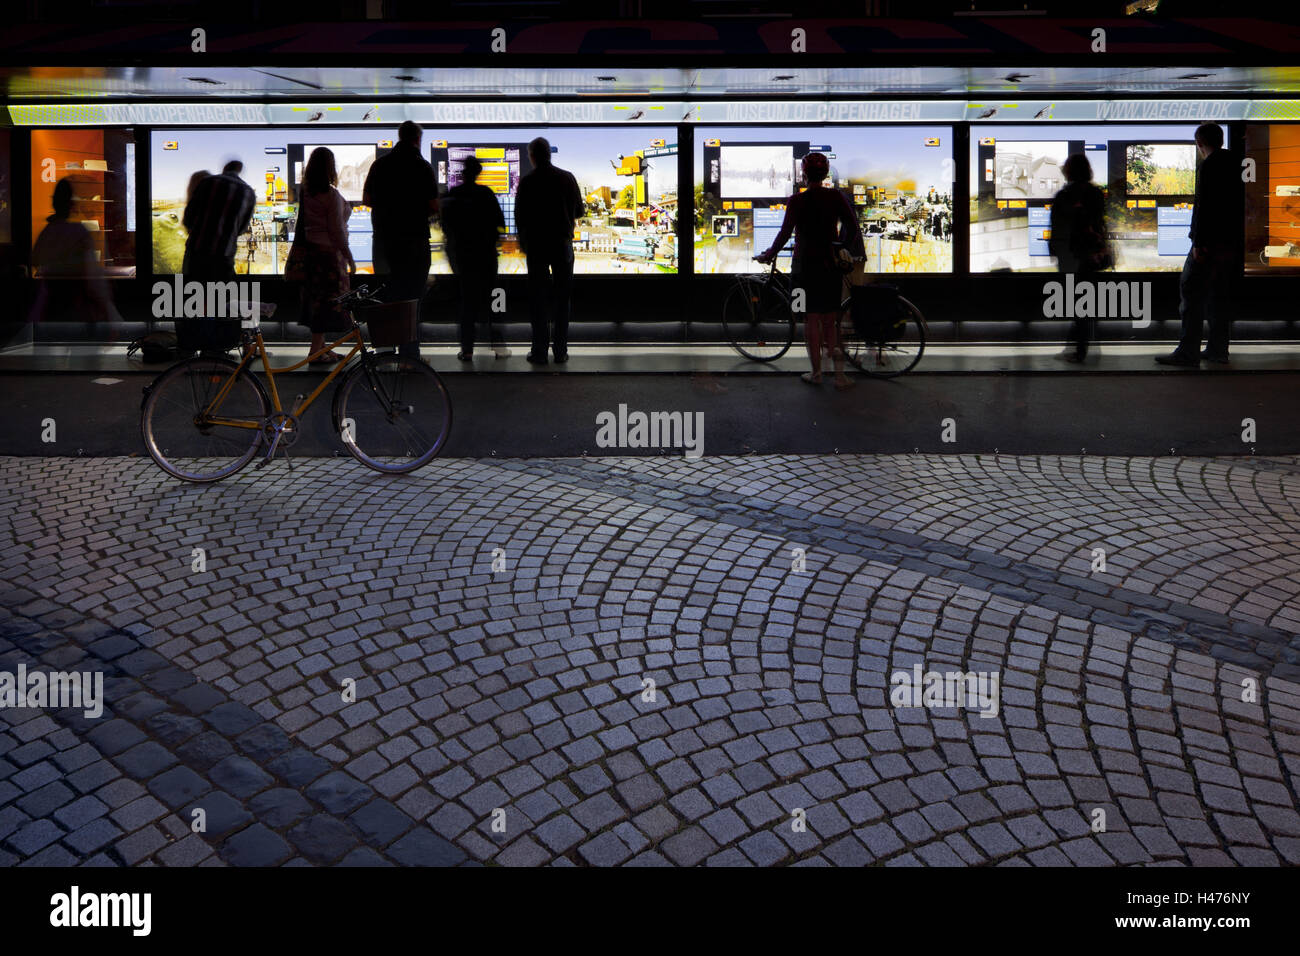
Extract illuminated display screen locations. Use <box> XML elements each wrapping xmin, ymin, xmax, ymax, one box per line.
<box><xmin>969</xmin><ymin>123</ymin><xmax>1221</xmax><ymax>272</ymax></box>
<box><xmin>146</xmin><ymin>125</ymin><xmax>678</xmax><ymax>275</ymax></box>
<box><xmin>430</xmin><ymin>127</ymin><xmax>678</xmax><ymax>275</ymax></box>
<box><xmin>695</xmin><ymin>126</ymin><xmax>955</xmax><ymax>274</ymax></box>
<box><xmin>150</xmin><ymin>128</ymin><xmax>393</xmax><ymax>275</ymax></box>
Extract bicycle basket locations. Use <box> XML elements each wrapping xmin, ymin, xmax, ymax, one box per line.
<box><xmin>174</xmin><ymin>317</ymin><xmax>243</xmax><ymax>354</ymax></box>
<box><xmin>355</xmin><ymin>300</ymin><xmax>420</xmax><ymax>348</ymax></box>
<box><xmin>849</xmin><ymin>284</ymin><xmax>905</xmax><ymax>339</ymax></box>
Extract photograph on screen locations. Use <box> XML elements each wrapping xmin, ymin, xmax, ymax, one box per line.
<box><xmin>302</xmin><ymin>144</ymin><xmax>376</xmax><ymax>202</ymax></box>
<box><xmin>1126</xmin><ymin>144</ymin><xmax>1197</xmax><ymax>196</ymax></box>
<box><xmin>993</xmin><ymin>141</ymin><xmax>1069</xmax><ymax>199</ymax></box>
<box><xmin>969</xmin><ymin>123</ymin><xmax>1221</xmax><ymax>273</ymax></box>
<box><xmin>720</xmin><ymin>145</ymin><xmax>796</xmax><ymax>200</ymax></box>
<box><xmin>695</xmin><ymin>126</ymin><xmax>955</xmax><ymax>275</ymax></box>
<box><xmin>430</xmin><ymin>127</ymin><xmax>678</xmax><ymax>275</ymax></box>
<box><xmin>712</xmin><ymin>215</ymin><xmax>738</xmax><ymax>236</ymax></box>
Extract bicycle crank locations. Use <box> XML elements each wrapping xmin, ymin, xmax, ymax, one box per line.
<box><xmin>257</xmin><ymin>411</ymin><xmax>300</xmax><ymax>469</ymax></box>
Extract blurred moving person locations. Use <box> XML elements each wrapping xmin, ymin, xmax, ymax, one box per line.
<box><xmin>1049</xmin><ymin>153</ymin><xmax>1109</xmax><ymax>363</ymax></box>
<box><xmin>297</xmin><ymin>147</ymin><xmax>355</xmax><ymax>364</ymax></box>
<box><xmin>1156</xmin><ymin>123</ymin><xmax>1244</xmax><ymax>367</ymax></box>
<box><xmin>441</xmin><ymin>156</ymin><xmax>509</xmax><ymax>361</ymax></box>
<box><xmin>755</xmin><ymin>151</ymin><xmax>864</xmax><ymax>390</ymax></box>
<box><xmin>182</xmin><ymin>159</ymin><xmax>255</xmax><ymax>281</ymax></box>
<box><xmin>363</xmin><ymin>121</ymin><xmax>437</xmax><ymax>360</ymax></box>
<box><xmin>30</xmin><ymin>178</ymin><xmax>121</xmax><ymax>331</ymax></box>
<box><xmin>515</xmin><ymin>136</ymin><xmax>584</xmax><ymax>365</ymax></box>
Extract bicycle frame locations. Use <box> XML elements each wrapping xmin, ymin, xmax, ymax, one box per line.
<box><xmin>197</xmin><ymin>325</ymin><xmax>367</xmax><ymax>431</ymax></box>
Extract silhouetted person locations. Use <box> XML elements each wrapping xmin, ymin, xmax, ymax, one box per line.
<box><xmin>441</xmin><ymin>156</ymin><xmax>509</xmax><ymax>361</ymax></box>
<box><xmin>30</xmin><ymin>178</ymin><xmax>120</xmax><ymax>328</ymax></box>
<box><xmin>1157</xmin><ymin>123</ymin><xmax>1244</xmax><ymax>366</ymax></box>
<box><xmin>515</xmin><ymin>136</ymin><xmax>583</xmax><ymax>364</ymax></box>
<box><xmin>297</xmin><ymin>147</ymin><xmax>355</xmax><ymax>364</ymax></box>
<box><xmin>186</xmin><ymin>169</ymin><xmax>212</xmax><ymax>203</ymax></box>
<box><xmin>756</xmin><ymin>152</ymin><xmax>863</xmax><ymax>389</ymax></box>
<box><xmin>182</xmin><ymin>159</ymin><xmax>255</xmax><ymax>281</ymax></box>
<box><xmin>363</xmin><ymin>121</ymin><xmax>437</xmax><ymax>359</ymax></box>
<box><xmin>1050</xmin><ymin>153</ymin><xmax>1108</xmax><ymax>363</ymax></box>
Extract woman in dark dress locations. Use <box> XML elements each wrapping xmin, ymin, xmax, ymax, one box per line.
<box><xmin>756</xmin><ymin>152</ymin><xmax>864</xmax><ymax>389</ymax></box>
<box><xmin>297</xmin><ymin>147</ymin><xmax>355</xmax><ymax>363</ymax></box>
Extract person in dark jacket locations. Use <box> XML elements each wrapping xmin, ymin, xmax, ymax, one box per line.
<box><xmin>363</xmin><ymin>121</ymin><xmax>438</xmax><ymax>359</ymax></box>
<box><xmin>442</xmin><ymin>156</ymin><xmax>509</xmax><ymax>361</ymax></box>
<box><xmin>514</xmin><ymin>137</ymin><xmax>584</xmax><ymax>364</ymax></box>
<box><xmin>1156</xmin><ymin>123</ymin><xmax>1244</xmax><ymax>366</ymax></box>
<box><xmin>182</xmin><ymin>160</ymin><xmax>255</xmax><ymax>281</ymax></box>
<box><xmin>1050</xmin><ymin>153</ymin><xmax>1108</xmax><ymax>362</ymax></box>
<box><xmin>755</xmin><ymin>151</ymin><xmax>864</xmax><ymax>389</ymax></box>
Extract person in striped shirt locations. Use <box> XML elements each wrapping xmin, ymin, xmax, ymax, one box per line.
<box><xmin>182</xmin><ymin>160</ymin><xmax>256</xmax><ymax>281</ymax></box>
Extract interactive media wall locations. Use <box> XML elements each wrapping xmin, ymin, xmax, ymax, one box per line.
<box><xmin>137</xmin><ymin>121</ymin><xmax>1298</xmax><ymax>277</ymax></box>
<box><xmin>150</xmin><ymin>127</ymin><xmax>678</xmax><ymax>276</ymax></box>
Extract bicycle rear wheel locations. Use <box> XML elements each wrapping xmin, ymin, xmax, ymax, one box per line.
<box><xmin>140</xmin><ymin>356</ymin><xmax>269</xmax><ymax>482</ymax></box>
<box><xmin>841</xmin><ymin>294</ymin><xmax>926</xmax><ymax>378</ymax></box>
<box><xmin>336</xmin><ymin>353</ymin><xmax>451</xmax><ymax>473</ymax></box>
<box><xmin>723</xmin><ymin>278</ymin><xmax>795</xmax><ymax>361</ymax></box>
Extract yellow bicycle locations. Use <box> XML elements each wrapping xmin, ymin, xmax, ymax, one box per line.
<box><xmin>140</xmin><ymin>285</ymin><xmax>451</xmax><ymax>482</ymax></box>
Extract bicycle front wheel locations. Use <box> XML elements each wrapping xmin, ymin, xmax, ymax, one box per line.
<box><xmin>723</xmin><ymin>279</ymin><xmax>794</xmax><ymax>362</ymax></box>
<box><xmin>140</xmin><ymin>356</ymin><xmax>269</xmax><ymax>482</ymax></box>
<box><xmin>841</xmin><ymin>294</ymin><xmax>927</xmax><ymax>378</ymax></box>
<box><xmin>336</xmin><ymin>354</ymin><xmax>452</xmax><ymax>473</ymax></box>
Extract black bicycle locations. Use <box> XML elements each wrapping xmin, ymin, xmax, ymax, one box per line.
<box><xmin>723</xmin><ymin>257</ymin><xmax>927</xmax><ymax>376</ymax></box>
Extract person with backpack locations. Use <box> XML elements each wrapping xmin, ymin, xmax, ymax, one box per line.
<box><xmin>1049</xmin><ymin>153</ymin><xmax>1110</xmax><ymax>363</ymax></box>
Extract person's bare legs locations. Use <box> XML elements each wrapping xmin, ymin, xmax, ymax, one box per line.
<box><xmin>803</xmin><ymin>312</ymin><xmax>825</xmax><ymax>383</ymax></box>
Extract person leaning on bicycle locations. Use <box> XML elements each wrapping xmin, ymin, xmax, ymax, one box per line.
<box><xmin>755</xmin><ymin>152</ymin><xmax>864</xmax><ymax>390</ymax></box>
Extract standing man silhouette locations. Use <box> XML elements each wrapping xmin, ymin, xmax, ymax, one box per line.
<box><xmin>363</xmin><ymin>121</ymin><xmax>438</xmax><ymax>359</ymax></box>
<box><xmin>442</xmin><ymin>156</ymin><xmax>509</xmax><ymax>360</ymax></box>
<box><xmin>1156</xmin><ymin>123</ymin><xmax>1244</xmax><ymax>366</ymax></box>
<box><xmin>514</xmin><ymin>137</ymin><xmax>584</xmax><ymax>364</ymax></box>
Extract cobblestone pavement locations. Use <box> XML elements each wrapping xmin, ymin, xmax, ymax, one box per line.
<box><xmin>2</xmin><ymin>454</ymin><xmax>1299</xmax><ymax>867</ymax></box>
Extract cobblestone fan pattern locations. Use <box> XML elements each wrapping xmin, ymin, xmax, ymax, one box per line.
<box><xmin>1</xmin><ymin>455</ymin><xmax>1298</xmax><ymax>867</ymax></box>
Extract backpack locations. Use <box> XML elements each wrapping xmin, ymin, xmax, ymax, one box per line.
<box><xmin>128</xmin><ymin>331</ymin><xmax>188</xmax><ymax>364</ymax></box>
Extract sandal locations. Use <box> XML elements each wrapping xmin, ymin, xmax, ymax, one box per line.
<box><xmin>834</xmin><ymin>377</ymin><xmax>856</xmax><ymax>391</ymax></box>
<box><xmin>309</xmin><ymin>351</ymin><xmax>344</xmax><ymax>365</ymax></box>
<box><xmin>800</xmin><ymin>372</ymin><xmax>823</xmax><ymax>385</ymax></box>
<box><xmin>457</xmin><ymin>351</ymin><xmax>473</xmax><ymax>362</ymax></box>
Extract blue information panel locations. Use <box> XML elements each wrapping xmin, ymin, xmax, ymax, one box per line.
<box><xmin>1027</xmin><ymin>206</ymin><xmax>1052</xmax><ymax>257</ymax></box>
<box><xmin>1157</xmin><ymin>205</ymin><xmax>1193</xmax><ymax>257</ymax></box>
<box><xmin>753</xmin><ymin>207</ymin><xmax>793</xmax><ymax>259</ymax></box>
